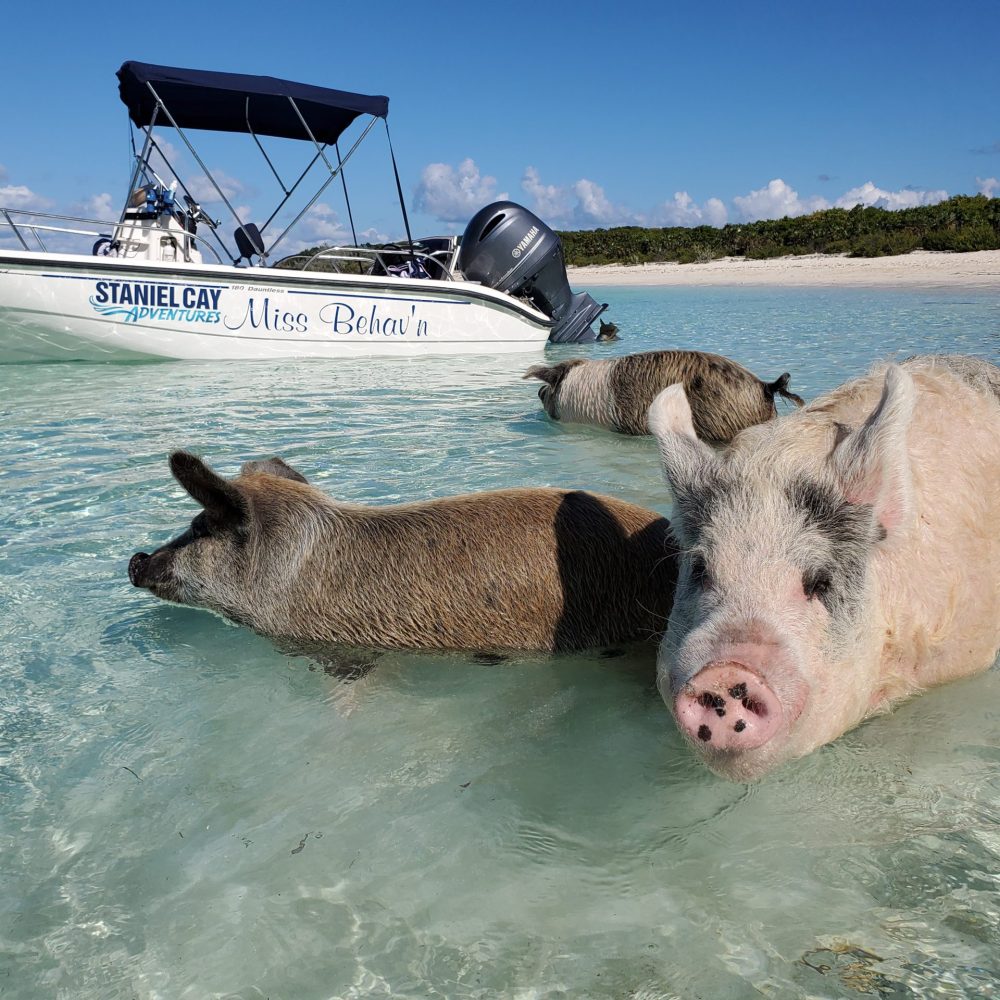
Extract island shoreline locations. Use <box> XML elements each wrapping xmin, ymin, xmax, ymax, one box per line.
<box><xmin>568</xmin><ymin>249</ymin><xmax>1000</xmax><ymax>289</ymax></box>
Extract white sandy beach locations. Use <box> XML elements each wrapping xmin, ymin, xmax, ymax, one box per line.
<box><xmin>569</xmin><ymin>249</ymin><xmax>1000</xmax><ymax>288</ymax></box>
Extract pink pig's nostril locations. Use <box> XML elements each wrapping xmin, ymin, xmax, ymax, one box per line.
<box><xmin>674</xmin><ymin>663</ymin><xmax>783</xmax><ymax>752</ymax></box>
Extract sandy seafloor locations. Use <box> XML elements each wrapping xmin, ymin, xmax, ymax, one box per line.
<box><xmin>2</xmin><ymin>262</ymin><xmax>1000</xmax><ymax>999</ymax></box>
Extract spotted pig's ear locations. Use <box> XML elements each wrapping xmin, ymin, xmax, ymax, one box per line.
<box><xmin>830</xmin><ymin>365</ymin><xmax>915</xmax><ymax>538</ymax></box>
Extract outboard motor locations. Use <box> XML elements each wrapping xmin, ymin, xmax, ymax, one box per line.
<box><xmin>458</xmin><ymin>201</ymin><xmax>606</xmax><ymax>343</ymax></box>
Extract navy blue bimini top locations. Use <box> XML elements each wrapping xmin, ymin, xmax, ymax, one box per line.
<box><xmin>117</xmin><ymin>61</ymin><xmax>388</xmax><ymax>144</ymax></box>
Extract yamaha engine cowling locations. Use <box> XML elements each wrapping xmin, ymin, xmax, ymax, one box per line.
<box><xmin>458</xmin><ymin>201</ymin><xmax>606</xmax><ymax>343</ymax></box>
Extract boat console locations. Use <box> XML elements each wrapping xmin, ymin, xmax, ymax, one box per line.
<box><xmin>94</xmin><ymin>182</ymin><xmax>209</xmax><ymax>264</ymax></box>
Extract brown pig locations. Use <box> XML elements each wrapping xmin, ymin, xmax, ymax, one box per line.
<box><xmin>128</xmin><ymin>453</ymin><xmax>678</xmax><ymax>654</ymax></box>
<box><xmin>648</xmin><ymin>353</ymin><xmax>1000</xmax><ymax>780</ymax></box>
<box><xmin>525</xmin><ymin>350</ymin><xmax>805</xmax><ymax>443</ymax></box>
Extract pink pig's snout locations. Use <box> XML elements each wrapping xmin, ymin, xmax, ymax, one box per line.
<box><xmin>674</xmin><ymin>663</ymin><xmax>783</xmax><ymax>751</ymax></box>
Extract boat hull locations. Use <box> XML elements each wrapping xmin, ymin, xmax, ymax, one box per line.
<box><xmin>0</xmin><ymin>252</ymin><xmax>553</xmax><ymax>361</ymax></box>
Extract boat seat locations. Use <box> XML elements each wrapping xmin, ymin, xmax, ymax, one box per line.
<box><xmin>234</xmin><ymin>223</ymin><xmax>266</xmax><ymax>264</ymax></box>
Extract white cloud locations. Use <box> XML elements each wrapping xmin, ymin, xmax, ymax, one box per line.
<box><xmin>703</xmin><ymin>198</ymin><xmax>728</xmax><ymax>227</ymax></box>
<box><xmin>78</xmin><ymin>193</ymin><xmax>116</xmax><ymax>220</ymax></box>
<box><xmin>287</xmin><ymin>204</ymin><xmax>388</xmax><ymax>246</ymax></box>
<box><xmin>187</xmin><ymin>169</ymin><xmax>246</xmax><ymax>205</ymax></box>
<box><xmin>521</xmin><ymin>170</ymin><xmax>728</xmax><ymax>229</ymax></box>
<box><xmin>733</xmin><ymin>179</ymin><xmax>830</xmax><ymax>222</ymax></box>
<box><xmin>145</xmin><ymin>139</ymin><xmax>183</xmax><ymax>186</ymax></box>
<box><xmin>571</xmin><ymin>178</ymin><xmax>625</xmax><ymax>225</ymax></box>
<box><xmin>521</xmin><ymin>166</ymin><xmax>570</xmax><ymax>220</ymax></box>
<box><xmin>833</xmin><ymin>181</ymin><xmax>948</xmax><ymax>211</ymax></box>
<box><xmin>652</xmin><ymin>191</ymin><xmax>728</xmax><ymax>227</ymax></box>
<box><xmin>295</xmin><ymin>202</ymin><xmax>350</xmax><ymax>243</ymax></box>
<box><xmin>0</xmin><ymin>184</ymin><xmax>53</xmax><ymax>212</ymax></box>
<box><xmin>976</xmin><ymin>176</ymin><xmax>999</xmax><ymax>198</ymax></box>
<box><xmin>519</xmin><ymin>168</ymin><xmax>637</xmax><ymax>228</ymax></box>
<box><xmin>414</xmin><ymin>158</ymin><xmax>507</xmax><ymax>223</ymax></box>
<box><xmin>142</xmin><ymin>142</ymin><xmax>249</xmax><ymax>208</ymax></box>
<box><xmin>728</xmin><ymin>178</ymin><xmax>950</xmax><ymax>224</ymax></box>
<box><xmin>518</xmin><ymin>174</ymin><xmax>956</xmax><ymax>232</ymax></box>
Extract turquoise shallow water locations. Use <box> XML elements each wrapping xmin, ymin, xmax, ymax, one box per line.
<box><xmin>2</xmin><ymin>285</ymin><xmax>999</xmax><ymax>999</ymax></box>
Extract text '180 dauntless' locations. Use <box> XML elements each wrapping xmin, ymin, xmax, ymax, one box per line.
<box><xmin>0</xmin><ymin>62</ymin><xmax>607</xmax><ymax>362</ymax></box>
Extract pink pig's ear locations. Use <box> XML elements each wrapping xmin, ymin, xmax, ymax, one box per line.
<box><xmin>648</xmin><ymin>384</ymin><xmax>721</xmax><ymax>497</ymax></box>
<box><xmin>830</xmin><ymin>365</ymin><xmax>915</xmax><ymax>537</ymax></box>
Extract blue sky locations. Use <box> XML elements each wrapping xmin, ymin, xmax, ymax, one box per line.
<box><xmin>2</xmin><ymin>0</ymin><xmax>998</xmax><ymax>251</ymax></box>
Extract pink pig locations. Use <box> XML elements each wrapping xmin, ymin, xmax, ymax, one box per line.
<box><xmin>648</xmin><ymin>354</ymin><xmax>1000</xmax><ymax>780</ymax></box>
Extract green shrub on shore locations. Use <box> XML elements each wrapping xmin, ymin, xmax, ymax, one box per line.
<box><xmin>921</xmin><ymin>224</ymin><xmax>1000</xmax><ymax>252</ymax></box>
<box><xmin>745</xmin><ymin>240</ymin><xmax>788</xmax><ymax>260</ymax></box>
<box><xmin>674</xmin><ymin>244</ymin><xmax>723</xmax><ymax>264</ymax></box>
<box><xmin>847</xmin><ymin>231</ymin><xmax>922</xmax><ymax>258</ymax></box>
<box><xmin>557</xmin><ymin>194</ymin><xmax>1000</xmax><ymax>266</ymax></box>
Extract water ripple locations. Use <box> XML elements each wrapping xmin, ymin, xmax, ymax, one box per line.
<box><xmin>2</xmin><ymin>288</ymin><xmax>999</xmax><ymax>998</ymax></box>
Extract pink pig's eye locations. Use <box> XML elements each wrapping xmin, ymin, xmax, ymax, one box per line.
<box><xmin>690</xmin><ymin>554</ymin><xmax>712</xmax><ymax>590</ymax></box>
<box><xmin>802</xmin><ymin>570</ymin><xmax>832</xmax><ymax>602</ymax></box>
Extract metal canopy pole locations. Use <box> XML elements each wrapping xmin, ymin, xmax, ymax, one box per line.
<box><xmin>336</xmin><ymin>142</ymin><xmax>359</xmax><ymax>248</ymax></box>
<box><xmin>119</xmin><ymin>105</ymin><xmax>158</xmax><ymax>225</ymax></box>
<box><xmin>246</xmin><ymin>96</ymin><xmax>290</xmax><ymax>195</ymax></box>
<box><xmin>258</xmin><ymin>146</ymin><xmax>327</xmax><ymax>234</ymax></box>
<box><xmin>145</xmin><ymin>81</ymin><xmax>250</xmax><ymax>260</ymax></box>
<box><xmin>384</xmin><ymin>119</ymin><xmax>416</xmax><ymax>263</ymax></box>
<box><xmin>138</xmin><ymin>133</ymin><xmax>233</xmax><ymax>265</ymax></box>
<box><xmin>2</xmin><ymin>209</ymin><xmax>31</xmax><ymax>251</ymax></box>
<box><xmin>128</xmin><ymin>82</ymin><xmax>384</xmax><ymax>263</ymax></box>
<box><xmin>265</xmin><ymin>103</ymin><xmax>379</xmax><ymax>257</ymax></box>
<box><xmin>241</xmin><ymin>94</ymin><xmax>333</xmax><ymax>238</ymax></box>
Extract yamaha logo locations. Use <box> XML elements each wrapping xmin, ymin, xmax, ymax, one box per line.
<box><xmin>511</xmin><ymin>225</ymin><xmax>540</xmax><ymax>259</ymax></box>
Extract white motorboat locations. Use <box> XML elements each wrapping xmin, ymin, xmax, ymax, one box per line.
<box><xmin>0</xmin><ymin>62</ymin><xmax>607</xmax><ymax>362</ymax></box>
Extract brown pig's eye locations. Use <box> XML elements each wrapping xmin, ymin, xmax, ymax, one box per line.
<box><xmin>803</xmin><ymin>569</ymin><xmax>832</xmax><ymax>601</ymax></box>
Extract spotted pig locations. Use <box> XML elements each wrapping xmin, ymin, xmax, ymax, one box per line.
<box><xmin>648</xmin><ymin>354</ymin><xmax>1000</xmax><ymax>779</ymax></box>
<box><xmin>129</xmin><ymin>452</ymin><xmax>678</xmax><ymax>654</ymax></box>
<box><xmin>525</xmin><ymin>350</ymin><xmax>804</xmax><ymax>443</ymax></box>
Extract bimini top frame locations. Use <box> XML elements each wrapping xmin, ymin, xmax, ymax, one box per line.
<box><xmin>115</xmin><ymin>61</ymin><xmax>412</xmax><ymax>266</ymax></box>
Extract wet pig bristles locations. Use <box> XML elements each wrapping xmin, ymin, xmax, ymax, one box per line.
<box><xmin>128</xmin><ymin>452</ymin><xmax>679</xmax><ymax>654</ymax></box>
<box><xmin>524</xmin><ymin>350</ymin><xmax>804</xmax><ymax>443</ymax></box>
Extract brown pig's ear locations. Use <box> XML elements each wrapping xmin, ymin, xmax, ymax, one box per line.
<box><xmin>169</xmin><ymin>451</ymin><xmax>247</xmax><ymax>523</ymax></box>
<box><xmin>523</xmin><ymin>363</ymin><xmax>561</xmax><ymax>385</ymax></box>
<box><xmin>240</xmin><ymin>456</ymin><xmax>309</xmax><ymax>484</ymax></box>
